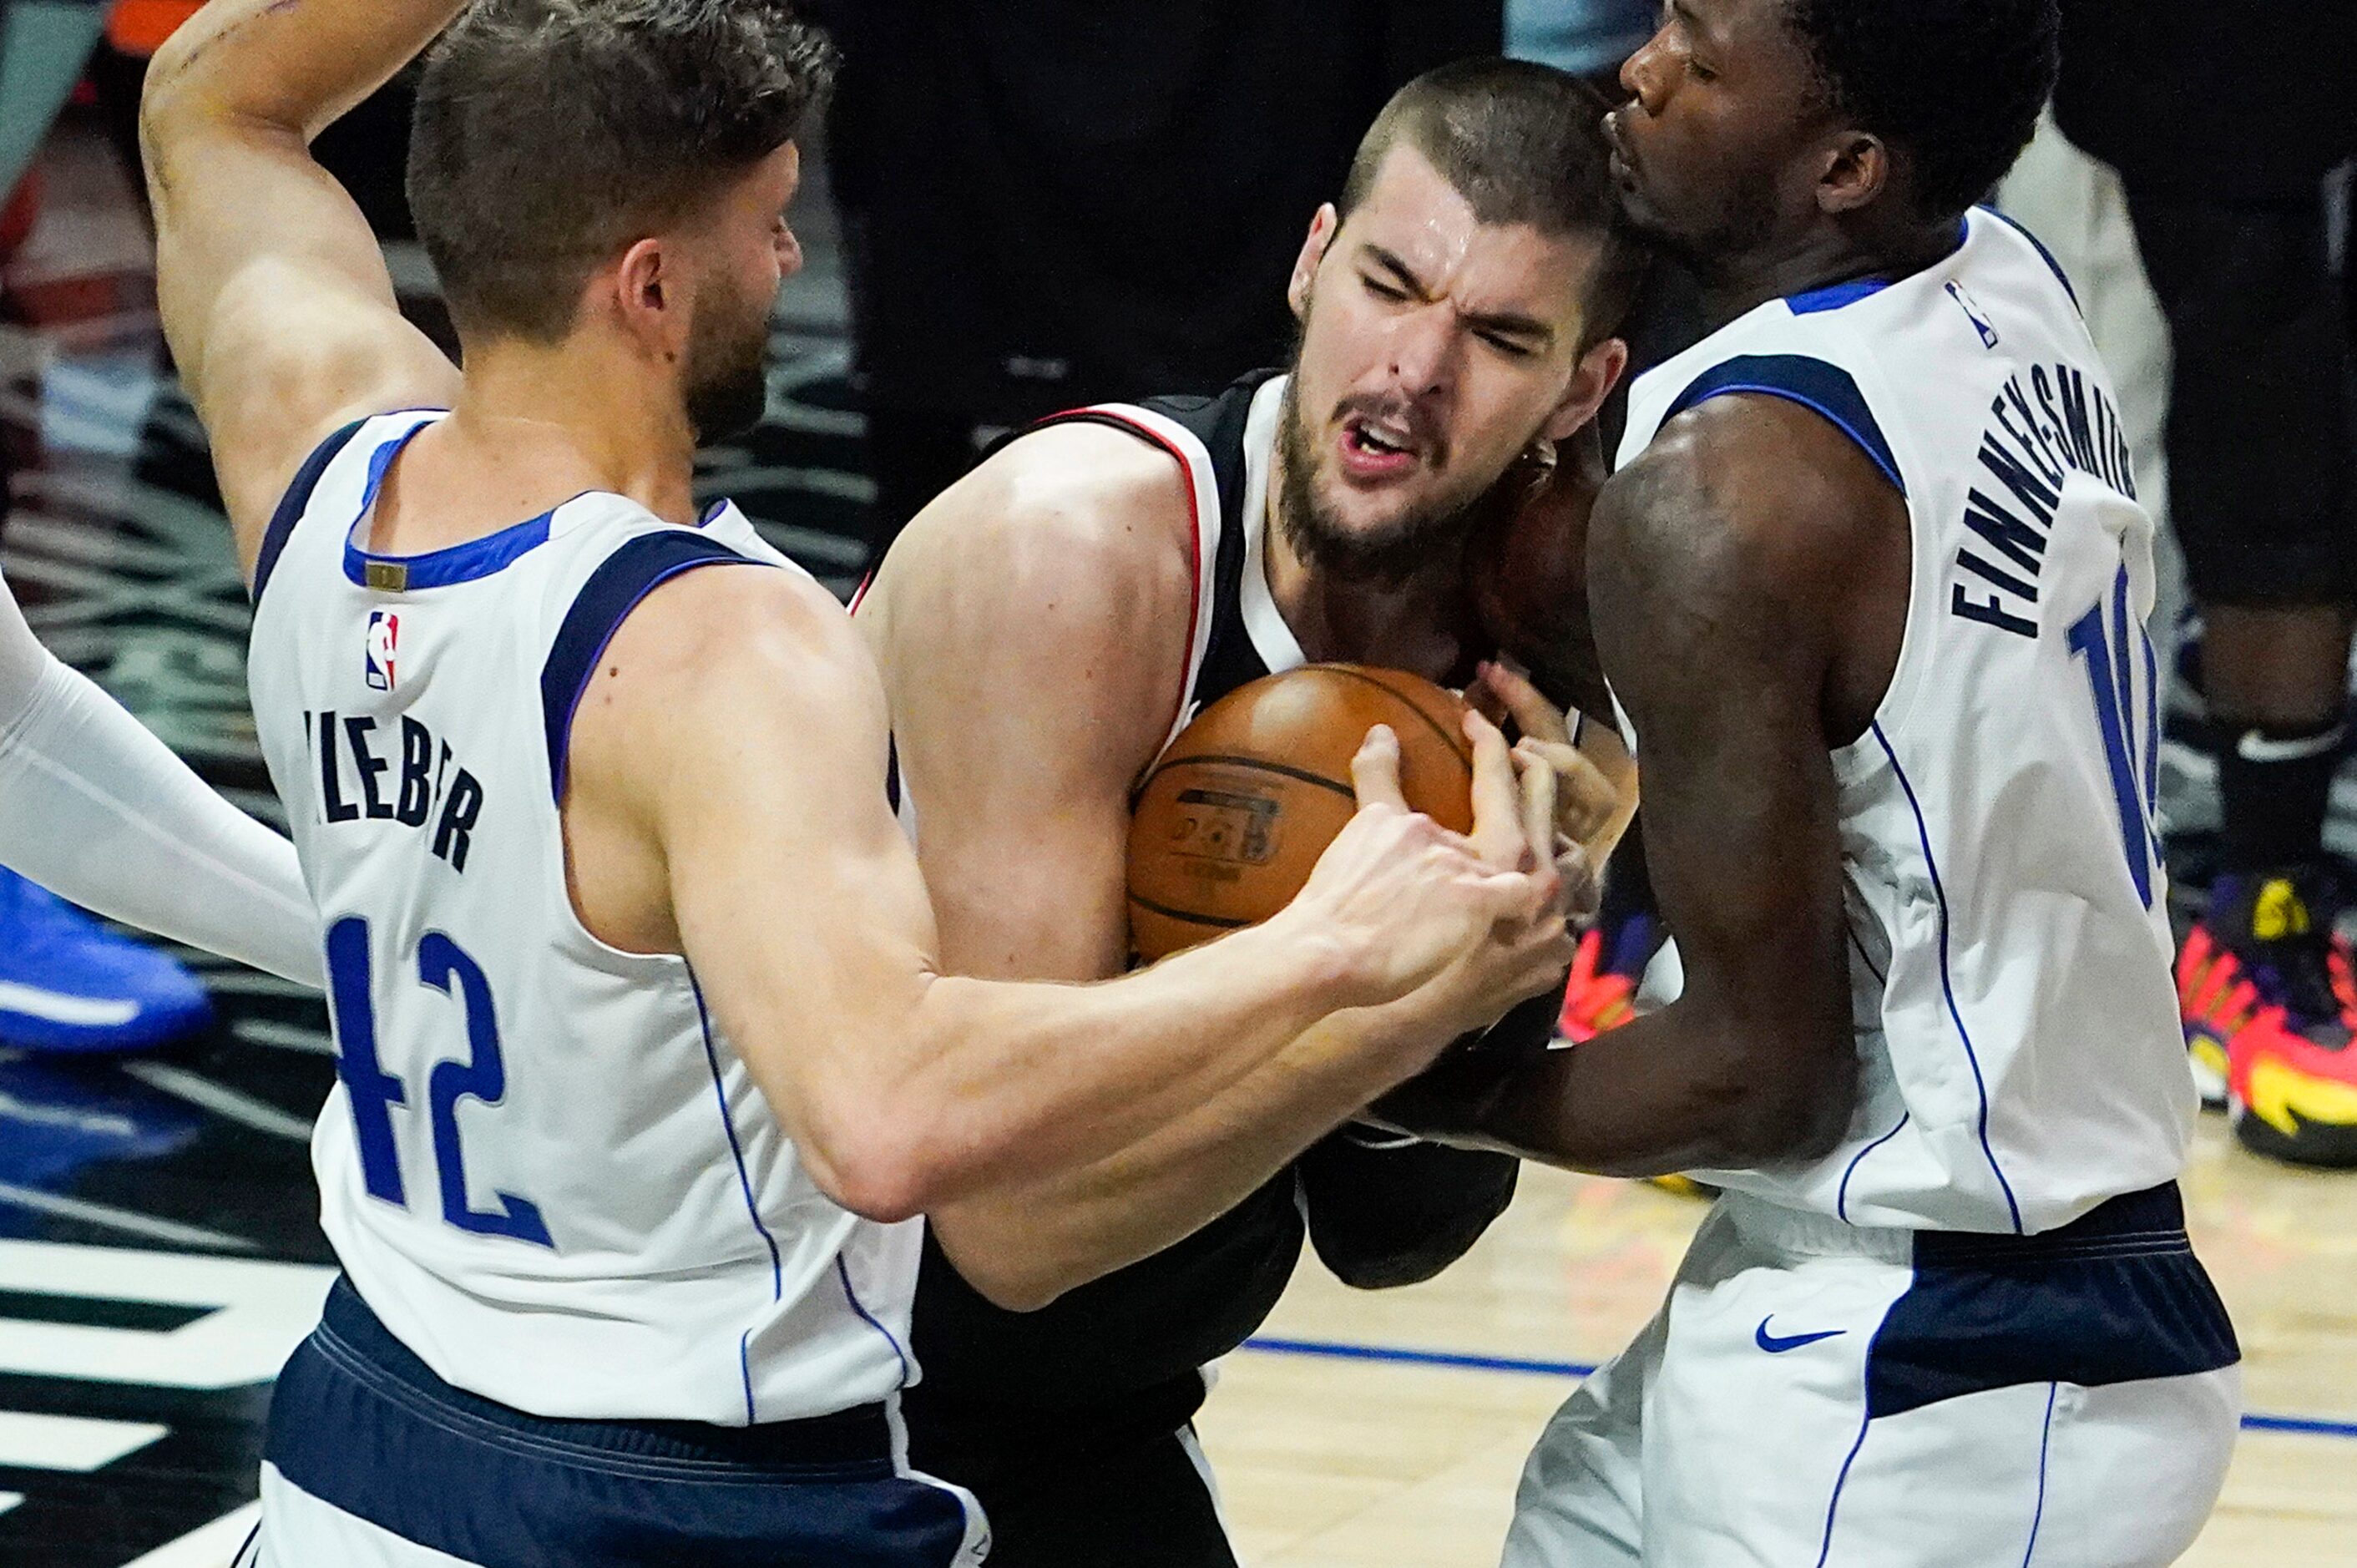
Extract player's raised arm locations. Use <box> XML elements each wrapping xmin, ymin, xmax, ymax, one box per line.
<box><xmin>140</xmin><ymin>0</ymin><xmax>463</xmax><ymax>564</ymax></box>
<box><xmin>1386</xmin><ymin>396</ymin><xmax>1896</xmax><ymax>1175</ymax></box>
<box><xmin>574</xmin><ymin>558</ymin><xmax>1566</xmax><ymax>1234</ymax></box>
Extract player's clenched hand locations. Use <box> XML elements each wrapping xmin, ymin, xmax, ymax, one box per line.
<box><xmin>1279</xmin><ymin>722</ymin><xmax>1570</xmax><ymax>1010</ymax></box>
<box><xmin>1469</xmin><ymin>658</ymin><xmax>1637</xmax><ymax>869</ymax></box>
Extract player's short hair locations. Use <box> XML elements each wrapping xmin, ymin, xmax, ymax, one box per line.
<box><xmin>1782</xmin><ymin>0</ymin><xmax>2058</xmax><ymax>219</ymax></box>
<box><xmin>1335</xmin><ymin>58</ymin><xmax>1646</xmax><ymax>347</ymax></box>
<box><xmin>407</xmin><ymin>0</ymin><xmax>837</xmax><ymax>342</ymax></box>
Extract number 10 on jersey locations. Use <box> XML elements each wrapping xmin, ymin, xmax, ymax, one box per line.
<box><xmin>2066</xmin><ymin>564</ymin><xmax>2162</xmax><ymax>909</ymax></box>
<box><xmin>323</xmin><ymin>916</ymin><xmax>553</xmax><ymax>1246</ymax></box>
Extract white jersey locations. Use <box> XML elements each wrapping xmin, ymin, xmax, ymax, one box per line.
<box><xmin>248</xmin><ymin>410</ymin><xmax>920</xmax><ymax>1424</ymax></box>
<box><xmin>1617</xmin><ymin>207</ymin><xmax>2196</xmax><ymax>1234</ymax></box>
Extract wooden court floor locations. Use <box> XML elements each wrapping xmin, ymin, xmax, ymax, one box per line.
<box><xmin>1198</xmin><ymin>1117</ymin><xmax>2357</xmax><ymax>1567</ymax></box>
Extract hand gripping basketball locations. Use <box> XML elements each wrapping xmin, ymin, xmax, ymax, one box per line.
<box><xmin>1282</xmin><ymin>717</ymin><xmax>1571</xmax><ymax>1011</ymax></box>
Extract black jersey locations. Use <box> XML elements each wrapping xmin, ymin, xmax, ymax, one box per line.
<box><xmin>903</xmin><ymin>371</ymin><xmax>1527</xmax><ymax>1416</ymax></box>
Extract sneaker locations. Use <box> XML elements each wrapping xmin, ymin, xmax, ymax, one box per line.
<box><xmin>2178</xmin><ymin>866</ymin><xmax>2357</xmax><ymax>1167</ymax></box>
<box><xmin>1558</xmin><ymin>913</ymin><xmax>1717</xmax><ymax>1198</ymax></box>
<box><xmin>1560</xmin><ymin>912</ymin><xmax>1662</xmax><ymax>1043</ymax></box>
<box><xmin>0</xmin><ymin>867</ymin><xmax>212</xmax><ymax>1053</ymax></box>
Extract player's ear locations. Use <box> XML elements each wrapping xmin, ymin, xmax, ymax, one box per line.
<box><xmin>1818</xmin><ymin>129</ymin><xmax>1889</xmax><ymax>217</ymax></box>
<box><xmin>1544</xmin><ymin>336</ymin><xmax>1629</xmax><ymax>443</ymax></box>
<box><xmin>611</xmin><ymin>236</ymin><xmax>680</xmax><ymax>352</ymax></box>
<box><xmin>1288</xmin><ymin>203</ymin><xmax>1339</xmax><ymax>321</ymax></box>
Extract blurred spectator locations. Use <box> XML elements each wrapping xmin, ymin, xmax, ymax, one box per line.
<box><xmin>2056</xmin><ymin>0</ymin><xmax>2357</xmax><ymax>1166</ymax></box>
<box><xmin>1505</xmin><ymin>0</ymin><xmax>1655</xmax><ymax>83</ymax></box>
<box><xmin>1</xmin><ymin>1</ymin><xmax>109</xmax><ymax>206</ymax></box>
<box><xmin>85</xmin><ymin>1</ymin><xmax>418</xmax><ymax>241</ymax></box>
<box><xmin>813</xmin><ymin>1</ymin><xmax>1502</xmax><ymax>569</ymax></box>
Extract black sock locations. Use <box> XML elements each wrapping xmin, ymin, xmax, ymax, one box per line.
<box><xmin>2218</xmin><ymin>717</ymin><xmax>2345</xmax><ymax>873</ymax></box>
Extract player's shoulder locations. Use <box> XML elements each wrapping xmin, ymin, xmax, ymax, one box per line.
<box><xmin>1607</xmin><ymin>392</ymin><xmax>1902</xmax><ymax>589</ymax></box>
<box><xmin>599</xmin><ymin>542</ymin><xmax>862</xmax><ymax>694</ymax></box>
<box><xmin>866</xmin><ymin>419</ymin><xmax>1197</xmax><ymax>638</ymax></box>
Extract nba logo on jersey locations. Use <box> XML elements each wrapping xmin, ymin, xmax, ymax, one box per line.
<box><xmin>1945</xmin><ymin>280</ymin><xmax>2000</xmax><ymax>349</ymax></box>
<box><xmin>365</xmin><ymin>609</ymin><xmax>399</xmax><ymax>690</ymax></box>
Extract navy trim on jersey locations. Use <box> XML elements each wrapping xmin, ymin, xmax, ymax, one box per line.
<box><xmin>265</xmin><ymin>1279</ymin><xmax>974</xmax><ymax>1567</ymax></box>
<box><xmin>250</xmin><ymin>418</ymin><xmax>366</xmax><ymax>605</ymax></box>
<box><xmin>2025</xmin><ymin>1383</ymin><xmax>2058</xmax><ymax>1560</ymax></box>
<box><xmin>339</xmin><ymin>426</ymin><xmax>564</xmax><ymax>589</ymax></box>
<box><xmin>1814</xmin><ymin>1409</ymin><xmax>1871</xmax><ymax>1568</ymax></box>
<box><xmin>1870</xmin><ymin>721</ymin><xmax>2022</xmax><ymax>1232</ymax></box>
<box><xmin>687</xmin><ymin>968</ymin><xmax>787</xmax><ymax>1425</ymax></box>
<box><xmin>1835</xmin><ymin>1111</ymin><xmax>1909</xmax><ymax>1225</ymax></box>
<box><xmin>1866</xmin><ymin>1184</ymin><xmax>2239</xmax><ymax>1419</ymax></box>
<box><xmin>1663</xmin><ymin>355</ymin><xmax>1907</xmax><ymax>498</ymax></box>
<box><xmin>836</xmin><ymin>1254</ymin><xmax>913</xmax><ymax>1390</ymax></box>
<box><xmin>1786</xmin><ymin>277</ymin><xmax>1889</xmax><ymax>315</ymax></box>
<box><xmin>345</xmin><ymin>511</ymin><xmax>557</xmax><ymax>590</ymax></box>
<box><xmin>1784</xmin><ymin>217</ymin><xmax>1965</xmax><ymax>316</ymax></box>
<box><xmin>539</xmin><ymin>531</ymin><xmax>760</xmax><ymax>802</ymax></box>
<box><xmin>1977</xmin><ymin>205</ymin><xmax>2081</xmax><ymax>312</ymax></box>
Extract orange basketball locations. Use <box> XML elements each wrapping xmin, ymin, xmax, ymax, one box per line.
<box><xmin>1126</xmin><ymin>664</ymin><xmax>1474</xmax><ymax>960</ymax></box>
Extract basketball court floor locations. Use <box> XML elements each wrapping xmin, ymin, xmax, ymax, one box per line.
<box><xmin>0</xmin><ymin>111</ymin><xmax>2351</xmax><ymax>1568</ymax></box>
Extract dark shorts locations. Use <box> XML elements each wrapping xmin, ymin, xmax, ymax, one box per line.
<box><xmin>259</xmin><ymin>1277</ymin><xmax>979</xmax><ymax>1568</ymax></box>
<box><xmin>2125</xmin><ymin>179</ymin><xmax>2357</xmax><ymax>605</ymax></box>
<box><xmin>903</xmin><ymin>1372</ymin><xmax>1236</xmax><ymax>1568</ymax></box>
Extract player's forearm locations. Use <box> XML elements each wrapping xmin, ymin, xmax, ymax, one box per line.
<box><xmin>144</xmin><ymin>0</ymin><xmax>463</xmax><ymax>145</ymax></box>
<box><xmin>889</xmin><ymin>914</ymin><xmax>1372</xmax><ymax>1211</ymax></box>
<box><xmin>1386</xmin><ymin>997</ymin><xmax>1857</xmax><ymax>1177</ymax></box>
<box><xmin>928</xmin><ymin>1003</ymin><xmax>1433</xmax><ymax>1309</ymax></box>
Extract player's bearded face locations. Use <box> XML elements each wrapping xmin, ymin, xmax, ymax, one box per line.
<box><xmin>1276</xmin><ymin>284</ymin><xmax>1560</xmax><ymax>586</ymax></box>
<box><xmin>682</xmin><ymin>270</ymin><xmax>773</xmax><ymax>445</ymax></box>
<box><xmin>1275</xmin><ymin>370</ymin><xmax>1510</xmax><ymax>584</ymax></box>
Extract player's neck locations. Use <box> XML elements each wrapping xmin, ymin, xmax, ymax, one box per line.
<box><xmin>1695</xmin><ymin>213</ymin><xmax>1966</xmax><ymax>327</ymax></box>
<box><xmin>1262</xmin><ymin>493</ymin><xmax>1467</xmax><ymax>680</ymax></box>
<box><xmin>416</xmin><ymin>341</ymin><xmax>701</xmax><ymax>534</ymax></box>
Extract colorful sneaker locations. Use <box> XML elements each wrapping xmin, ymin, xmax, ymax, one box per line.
<box><xmin>1558</xmin><ymin>913</ymin><xmax>1717</xmax><ymax>1198</ymax></box>
<box><xmin>2180</xmin><ymin>867</ymin><xmax>2357</xmax><ymax>1167</ymax></box>
<box><xmin>1560</xmin><ymin>912</ymin><xmax>1662</xmax><ymax>1043</ymax></box>
<box><xmin>0</xmin><ymin>867</ymin><xmax>212</xmax><ymax>1053</ymax></box>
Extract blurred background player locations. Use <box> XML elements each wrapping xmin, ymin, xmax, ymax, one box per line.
<box><xmin>861</xmin><ymin>61</ymin><xmax>1637</xmax><ymax>1567</ymax></box>
<box><xmin>2054</xmin><ymin>1</ymin><xmax>2357</xmax><ymax>1167</ymax></box>
<box><xmin>809</xmin><ymin>0</ymin><xmax>1502</xmax><ymax>573</ymax></box>
<box><xmin>1389</xmin><ymin>1</ymin><xmax>2242</xmax><ymax>1560</ymax></box>
<box><xmin>139</xmin><ymin>0</ymin><xmax>1572</xmax><ymax>1560</ymax></box>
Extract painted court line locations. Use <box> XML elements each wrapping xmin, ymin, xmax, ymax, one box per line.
<box><xmin>1239</xmin><ymin>1335</ymin><xmax>2357</xmax><ymax>1441</ymax></box>
<box><xmin>0</xmin><ymin>1409</ymin><xmax>168</xmax><ymax>1471</ymax></box>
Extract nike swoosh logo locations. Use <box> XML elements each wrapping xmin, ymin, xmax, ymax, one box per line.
<box><xmin>2235</xmin><ymin>726</ymin><xmax>2345</xmax><ymax>764</ymax></box>
<box><xmin>1755</xmin><ymin>1318</ymin><xmax>1845</xmax><ymax>1353</ymax></box>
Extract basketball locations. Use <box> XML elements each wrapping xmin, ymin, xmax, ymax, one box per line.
<box><xmin>1126</xmin><ymin>664</ymin><xmax>1475</xmax><ymax>960</ymax></box>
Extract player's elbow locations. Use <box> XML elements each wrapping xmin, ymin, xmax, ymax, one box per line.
<box><xmin>810</xmin><ymin>1156</ymin><xmax>931</xmax><ymax>1227</ymax></box>
<box><xmin>134</xmin><ymin>54</ymin><xmax>198</xmax><ymax>172</ymax></box>
<box><xmin>796</xmin><ymin>1111</ymin><xmax>936</xmax><ymax>1225</ymax></box>
<box><xmin>928</xmin><ymin>1211</ymin><xmax>1083</xmax><ymax>1312</ymax></box>
<box><xmin>1701</xmin><ymin>1030</ymin><xmax>1859</xmax><ymax>1166</ymax></box>
<box><xmin>947</xmin><ymin>1250</ymin><xmax>1070</xmax><ymax>1314</ymax></box>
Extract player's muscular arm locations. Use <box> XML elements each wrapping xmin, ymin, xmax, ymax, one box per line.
<box><xmin>857</xmin><ymin>425</ymin><xmax>1190</xmax><ymax>986</ymax></box>
<box><xmin>142</xmin><ymin>0</ymin><xmax>463</xmax><ymax>564</ymax></box>
<box><xmin>1388</xmin><ymin>400</ymin><xmax>1904</xmax><ymax>1174</ymax></box>
<box><xmin>579</xmin><ymin>564</ymin><xmax>1552</xmax><ymax>1232</ymax></box>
